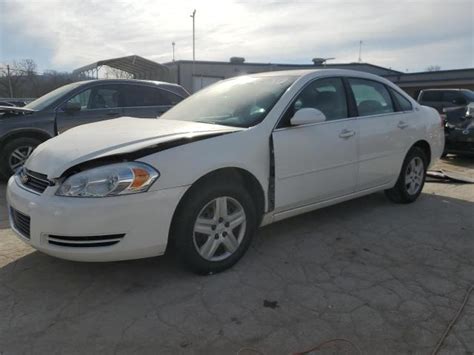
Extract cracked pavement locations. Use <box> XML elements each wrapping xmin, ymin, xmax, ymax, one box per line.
<box><xmin>0</xmin><ymin>157</ymin><xmax>473</xmax><ymax>354</ymax></box>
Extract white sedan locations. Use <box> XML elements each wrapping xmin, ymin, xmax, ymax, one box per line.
<box><xmin>7</xmin><ymin>69</ymin><xmax>444</xmax><ymax>274</ymax></box>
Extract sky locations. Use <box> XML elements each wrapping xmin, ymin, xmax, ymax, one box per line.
<box><xmin>0</xmin><ymin>0</ymin><xmax>473</xmax><ymax>73</ymax></box>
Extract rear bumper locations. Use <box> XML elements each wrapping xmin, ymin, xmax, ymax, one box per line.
<box><xmin>7</xmin><ymin>175</ymin><xmax>188</xmax><ymax>262</ymax></box>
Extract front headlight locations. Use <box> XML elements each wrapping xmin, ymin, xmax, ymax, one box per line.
<box><xmin>56</xmin><ymin>162</ymin><xmax>159</xmax><ymax>197</ymax></box>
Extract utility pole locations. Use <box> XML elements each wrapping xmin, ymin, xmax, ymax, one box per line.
<box><xmin>172</xmin><ymin>42</ymin><xmax>176</xmax><ymax>62</ymax></box>
<box><xmin>358</xmin><ymin>40</ymin><xmax>363</xmax><ymax>63</ymax></box>
<box><xmin>190</xmin><ymin>9</ymin><xmax>196</xmax><ymax>75</ymax></box>
<box><xmin>6</xmin><ymin>64</ymin><xmax>13</xmax><ymax>98</ymax></box>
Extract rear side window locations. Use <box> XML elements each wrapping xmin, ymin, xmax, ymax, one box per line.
<box><xmin>122</xmin><ymin>85</ymin><xmax>183</xmax><ymax>107</ymax></box>
<box><xmin>390</xmin><ymin>89</ymin><xmax>413</xmax><ymax>111</ymax></box>
<box><xmin>159</xmin><ymin>89</ymin><xmax>185</xmax><ymax>106</ymax></box>
<box><xmin>421</xmin><ymin>91</ymin><xmax>443</xmax><ymax>102</ymax></box>
<box><xmin>443</xmin><ymin>92</ymin><xmax>467</xmax><ymax>105</ymax></box>
<box><xmin>348</xmin><ymin>78</ymin><xmax>394</xmax><ymax>116</ymax></box>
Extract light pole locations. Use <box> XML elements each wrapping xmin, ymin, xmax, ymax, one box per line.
<box><xmin>190</xmin><ymin>9</ymin><xmax>196</xmax><ymax>75</ymax></box>
<box><xmin>172</xmin><ymin>42</ymin><xmax>176</xmax><ymax>62</ymax></box>
<box><xmin>358</xmin><ymin>40</ymin><xmax>363</xmax><ymax>63</ymax></box>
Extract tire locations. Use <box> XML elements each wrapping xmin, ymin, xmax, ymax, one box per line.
<box><xmin>0</xmin><ymin>137</ymin><xmax>42</xmax><ymax>180</ymax></box>
<box><xmin>385</xmin><ymin>146</ymin><xmax>427</xmax><ymax>204</ymax></box>
<box><xmin>172</xmin><ymin>176</ymin><xmax>257</xmax><ymax>275</ymax></box>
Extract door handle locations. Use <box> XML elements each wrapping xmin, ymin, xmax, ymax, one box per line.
<box><xmin>339</xmin><ymin>129</ymin><xmax>355</xmax><ymax>139</ymax></box>
<box><xmin>398</xmin><ymin>121</ymin><xmax>409</xmax><ymax>129</ymax></box>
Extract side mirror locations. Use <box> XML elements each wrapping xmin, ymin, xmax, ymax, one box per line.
<box><xmin>290</xmin><ymin>108</ymin><xmax>326</xmax><ymax>126</ymax></box>
<box><xmin>63</xmin><ymin>102</ymin><xmax>81</xmax><ymax>114</ymax></box>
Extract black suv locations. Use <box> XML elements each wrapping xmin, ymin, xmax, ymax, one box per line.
<box><xmin>418</xmin><ymin>89</ymin><xmax>474</xmax><ymax>156</ymax></box>
<box><xmin>0</xmin><ymin>79</ymin><xmax>188</xmax><ymax>178</ymax></box>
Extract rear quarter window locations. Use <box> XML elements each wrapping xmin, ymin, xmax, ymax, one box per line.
<box><xmin>420</xmin><ymin>91</ymin><xmax>443</xmax><ymax>102</ymax></box>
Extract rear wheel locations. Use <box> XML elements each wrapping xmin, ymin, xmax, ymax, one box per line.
<box><xmin>385</xmin><ymin>146</ymin><xmax>427</xmax><ymax>203</ymax></box>
<box><xmin>0</xmin><ymin>137</ymin><xmax>42</xmax><ymax>180</ymax></box>
<box><xmin>173</xmin><ymin>179</ymin><xmax>257</xmax><ymax>274</ymax></box>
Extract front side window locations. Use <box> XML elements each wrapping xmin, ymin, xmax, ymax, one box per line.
<box><xmin>279</xmin><ymin>77</ymin><xmax>348</xmax><ymax>127</ymax></box>
<box><xmin>348</xmin><ymin>78</ymin><xmax>394</xmax><ymax>116</ymax></box>
<box><xmin>67</xmin><ymin>89</ymin><xmax>91</xmax><ymax>110</ymax></box>
<box><xmin>390</xmin><ymin>89</ymin><xmax>413</xmax><ymax>111</ymax></box>
<box><xmin>65</xmin><ymin>86</ymin><xmax>120</xmax><ymax>110</ymax></box>
<box><xmin>162</xmin><ymin>75</ymin><xmax>297</xmax><ymax>128</ymax></box>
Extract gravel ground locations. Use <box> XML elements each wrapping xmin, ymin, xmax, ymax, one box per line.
<box><xmin>0</xmin><ymin>157</ymin><xmax>473</xmax><ymax>355</ymax></box>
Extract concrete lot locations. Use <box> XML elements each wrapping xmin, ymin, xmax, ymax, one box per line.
<box><xmin>0</xmin><ymin>157</ymin><xmax>473</xmax><ymax>355</ymax></box>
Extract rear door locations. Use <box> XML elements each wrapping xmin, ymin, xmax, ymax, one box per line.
<box><xmin>55</xmin><ymin>84</ymin><xmax>123</xmax><ymax>133</ymax></box>
<box><xmin>348</xmin><ymin>78</ymin><xmax>410</xmax><ymax>190</ymax></box>
<box><xmin>121</xmin><ymin>85</ymin><xmax>185</xmax><ymax>118</ymax></box>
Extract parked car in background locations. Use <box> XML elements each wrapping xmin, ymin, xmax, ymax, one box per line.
<box><xmin>417</xmin><ymin>88</ymin><xmax>474</xmax><ymax>156</ymax></box>
<box><xmin>0</xmin><ymin>79</ymin><xmax>189</xmax><ymax>178</ymax></box>
<box><xmin>417</xmin><ymin>89</ymin><xmax>474</xmax><ymax>114</ymax></box>
<box><xmin>7</xmin><ymin>69</ymin><xmax>444</xmax><ymax>274</ymax></box>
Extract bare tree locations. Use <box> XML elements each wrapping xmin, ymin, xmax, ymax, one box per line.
<box><xmin>0</xmin><ymin>59</ymin><xmax>38</xmax><ymax>97</ymax></box>
<box><xmin>426</xmin><ymin>65</ymin><xmax>441</xmax><ymax>72</ymax></box>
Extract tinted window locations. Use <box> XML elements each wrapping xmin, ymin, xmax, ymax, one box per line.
<box><xmin>159</xmin><ymin>89</ymin><xmax>184</xmax><ymax>105</ymax></box>
<box><xmin>123</xmin><ymin>85</ymin><xmax>184</xmax><ymax>107</ymax></box>
<box><xmin>348</xmin><ymin>78</ymin><xmax>394</xmax><ymax>116</ymax></box>
<box><xmin>421</xmin><ymin>91</ymin><xmax>443</xmax><ymax>102</ymax></box>
<box><xmin>65</xmin><ymin>86</ymin><xmax>120</xmax><ymax>110</ymax></box>
<box><xmin>443</xmin><ymin>92</ymin><xmax>467</xmax><ymax>105</ymax></box>
<box><xmin>390</xmin><ymin>89</ymin><xmax>413</xmax><ymax>111</ymax></box>
<box><xmin>282</xmin><ymin>78</ymin><xmax>348</xmax><ymax>126</ymax></box>
<box><xmin>123</xmin><ymin>86</ymin><xmax>162</xmax><ymax>107</ymax></box>
<box><xmin>91</xmin><ymin>87</ymin><xmax>119</xmax><ymax>109</ymax></box>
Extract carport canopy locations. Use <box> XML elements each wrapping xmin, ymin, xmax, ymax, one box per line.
<box><xmin>73</xmin><ymin>55</ymin><xmax>171</xmax><ymax>81</ymax></box>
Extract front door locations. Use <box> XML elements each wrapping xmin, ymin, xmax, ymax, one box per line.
<box><xmin>55</xmin><ymin>85</ymin><xmax>123</xmax><ymax>133</ymax></box>
<box><xmin>272</xmin><ymin>77</ymin><xmax>358</xmax><ymax>212</ymax></box>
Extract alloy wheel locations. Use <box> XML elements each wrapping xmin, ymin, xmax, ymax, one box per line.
<box><xmin>193</xmin><ymin>196</ymin><xmax>247</xmax><ymax>262</ymax></box>
<box><xmin>9</xmin><ymin>146</ymin><xmax>33</xmax><ymax>172</ymax></box>
<box><xmin>405</xmin><ymin>156</ymin><xmax>424</xmax><ymax>195</ymax></box>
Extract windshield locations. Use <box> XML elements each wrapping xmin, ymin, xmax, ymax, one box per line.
<box><xmin>161</xmin><ymin>75</ymin><xmax>297</xmax><ymax>128</ymax></box>
<box><xmin>25</xmin><ymin>82</ymin><xmax>84</xmax><ymax>111</ymax></box>
<box><xmin>463</xmin><ymin>90</ymin><xmax>474</xmax><ymax>102</ymax></box>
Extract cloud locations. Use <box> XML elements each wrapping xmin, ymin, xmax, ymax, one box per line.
<box><xmin>1</xmin><ymin>0</ymin><xmax>473</xmax><ymax>72</ymax></box>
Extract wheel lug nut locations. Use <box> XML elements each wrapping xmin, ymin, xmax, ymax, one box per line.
<box><xmin>215</xmin><ymin>234</ymin><xmax>219</xmax><ymax>239</ymax></box>
<box><xmin>225</xmin><ymin>222</ymin><xmax>229</xmax><ymax>227</ymax></box>
<box><xmin>211</xmin><ymin>225</ymin><xmax>216</xmax><ymax>230</ymax></box>
<box><xmin>223</xmin><ymin>231</ymin><xmax>227</xmax><ymax>236</ymax></box>
<box><xmin>218</xmin><ymin>217</ymin><xmax>224</xmax><ymax>223</ymax></box>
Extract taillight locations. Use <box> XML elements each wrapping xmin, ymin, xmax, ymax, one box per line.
<box><xmin>439</xmin><ymin>113</ymin><xmax>446</xmax><ymax>127</ymax></box>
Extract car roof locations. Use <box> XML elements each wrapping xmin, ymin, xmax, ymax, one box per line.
<box><xmin>252</xmin><ymin>68</ymin><xmax>392</xmax><ymax>81</ymax></box>
<box><xmin>75</xmin><ymin>79</ymin><xmax>183</xmax><ymax>88</ymax></box>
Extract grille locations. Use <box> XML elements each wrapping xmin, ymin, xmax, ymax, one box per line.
<box><xmin>10</xmin><ymin>208</ymin><xmax>31</xmax><ymax>239</ymax></box>
<box><xmin>48</xmin><ymin>234</ymin><xmax>125</xmax><ymax>248</ymax></box>
<box><xmin>22</xmin><ymin>169</ymin><xmax>52</xmax><ymax>193</ymax></box>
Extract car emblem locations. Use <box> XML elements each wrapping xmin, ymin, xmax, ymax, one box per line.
<box><xmin>462</xmin><ymin>129</ymin><xmax>470</xmax><ymax>135</ymax></box>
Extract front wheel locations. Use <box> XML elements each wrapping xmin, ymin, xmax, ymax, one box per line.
<box><xmin>0</xmin><ymin>137</ymin><xmax>42</xmax><ymax>180</ymax></box>
<box><xmin>172</xmin><ymin>179</ymin><xmax>257</xmax><ymax>274</ymax></box>
<box><xmin>385</xmin><ymin>147</ymin><xmax>427</xmax><ymax>204</ymax></box>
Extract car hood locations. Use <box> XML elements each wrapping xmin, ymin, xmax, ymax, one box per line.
<box><xmin>0</xmin><ymin>105</ymin><xmax>35</xmax><ymax>118</ymax></box>
<box><xmin>25</xmin><ymin>117</ymin><xmax>243</xmax><ymax>178</ymax></box>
